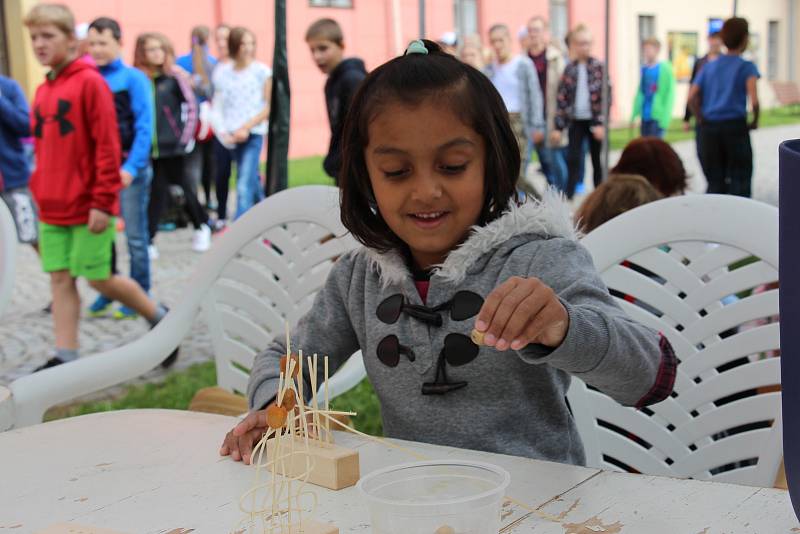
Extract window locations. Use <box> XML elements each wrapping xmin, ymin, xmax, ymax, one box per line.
<box><xmin>638</xmin><ymin>15</ymin><xmax>656</xmax><ymax>64</ymax></box>
<box><xmin>550</xmin><ymin>0</ymin><xmax>568</xmax><ymax>51</ymax></box>
<box><xmin>767</xmin><ymin>20</ymin><xmax>779</xmax><ymax>80</ymax></box>
<box><xmin>309</xmin><ymin>0</ymin><xmax>353</xmax><ymax>7</ymax></box>
<box><xmin>454</xmin><ymin>0</ymin><xmax>478</xmax><ymax>41</ymax></box>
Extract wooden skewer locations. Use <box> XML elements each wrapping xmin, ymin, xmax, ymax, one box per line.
<box><xmin>324</xmin><ymin>356</ymin><xmax>330</xmax><ymax>444</ymax></box>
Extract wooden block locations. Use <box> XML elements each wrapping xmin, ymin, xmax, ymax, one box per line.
<box><xmin>299</xmin><ymin>519</ymin><xmax>339</xmax><ymax>534</ymax></box>
<box><xmin>266</xmin><ymin>436</ymin><xmax>359</xmax><ymax>490</ymax></box>
<box><xmin>34</xmin><ymin>524</ymin><xmax>130</xmax><ymax>534</ymax></box>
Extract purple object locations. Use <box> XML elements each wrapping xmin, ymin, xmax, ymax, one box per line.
<box><xmin>780</xmin><ymin>139</ymin><xmax>800</xmax><ymax>519</ymax></box>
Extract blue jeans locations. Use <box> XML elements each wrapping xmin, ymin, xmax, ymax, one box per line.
<box><xmin>535</xmin><ymin>142</ymin><xmax>568</xmax><ymax>193</ymax></box>
<box><xmin>641</xmin><ymin>119</ymin><xmax>665</xmax><ymax>138</ymax></box>
<box><xmin>233</xmin><ymin>134</ymin><xmax>265</xmax><ymax>219</ymax></box>
<box><xmin>120</xmin><ymin>165</ymin><xmax>152</xmax><ymax>292</ymax></box>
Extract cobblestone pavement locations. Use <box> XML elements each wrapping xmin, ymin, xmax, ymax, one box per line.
<box><xmin>2</xmin><ymin>124</ymin><xmax>797</xmax><ymax>405</ymax></box>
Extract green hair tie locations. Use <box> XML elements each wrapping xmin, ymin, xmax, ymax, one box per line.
<box><xmin>405</xmin><ymin>40</ymin><xmax>429</xmax><ymax>56</ymax></box>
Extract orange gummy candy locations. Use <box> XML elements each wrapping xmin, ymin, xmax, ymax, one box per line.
<box><xmin>266</xmin><ymin>404</ymin><xmax>288</xmax><ymax>428</ymax></box>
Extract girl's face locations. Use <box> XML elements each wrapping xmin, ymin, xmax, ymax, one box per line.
<box><xmin>144</xmin><ymin>38</ymin><xmax>166</xmax><ymax>68</ymax></box>
<box><xmin>365</xmin><ymin>99</ymin><xmax>486</xmax><ymax>270</ymax></box>
<box><xmin>237</xmin><ymin>32</ymin><xmax>256</xmax><ymax>62</ymax></box>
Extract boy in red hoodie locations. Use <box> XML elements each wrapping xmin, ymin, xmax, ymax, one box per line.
<box><xmin>25</xmin><ymin>4</ymin><xmax>177</xmax><ymax>371</ymax></box>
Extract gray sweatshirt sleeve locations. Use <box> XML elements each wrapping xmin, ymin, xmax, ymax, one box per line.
<box><xmin>518</xmin><ymin>238</ymin><xmax>667</xmax><ymax>406</ymax></box>
<box><xmin>518</xmin><ymin>57</ymin><xmax>545</xmax><ymax>137</ymax></box>
<box><xmin>247</xmin><ymin>254</ymin><xmax>361</xmax><ymax>411</ymax></box>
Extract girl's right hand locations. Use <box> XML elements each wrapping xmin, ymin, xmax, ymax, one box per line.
<box><xmin>219</xmin><ymin>407</ymin><xmax>270</xmax><ymax>465</ymax></box>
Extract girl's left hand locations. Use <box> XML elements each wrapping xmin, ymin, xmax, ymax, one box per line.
<box><xmin>474</xmin><ymin>276</ymin><xmax>569</xmax><ymax>351</ymax></box>
<box><xmin>233</xmin><ymin>127</ymin><xmax>249</xmax><ymax>143</ymax></box>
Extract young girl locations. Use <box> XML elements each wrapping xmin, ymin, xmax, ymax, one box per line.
<box><xmin>211</xmin><ymin>26</ymin><xmax>272</xmax><ymax>220</ymax></box>
<box><xmin>133</xmin><ymin>32</ymin><xmax>211</xmax><ymax>255</ymax></box>
<box><xmin>575</xmin><ymin>174</ymin><xmax>663</xmax><ymax>234</ymax></box>
<box><xmin>220</xmin><ymin>40</ymin><xmax>676</xmax><ymax>466</ymax></box>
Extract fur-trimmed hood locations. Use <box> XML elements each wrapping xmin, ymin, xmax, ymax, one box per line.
<box><xmin>359</xmin><ymin>188</ymin><xmax>579</xmax><ymax>287</ymax></box>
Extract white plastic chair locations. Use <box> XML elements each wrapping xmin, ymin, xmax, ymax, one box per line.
<box><xmin>569</xmin><ymin>194</ymin><xmax>781</xmax><ymax>487</ymax></box>
<box><xmin>0</xmin><ymin>198</ymin><xmax>17</xmax><ymax>317</ymax></box>
<box><xmin>6</xmin><ymin>185</ymin><xmax>366</xmax><ymax>428</ymax></box>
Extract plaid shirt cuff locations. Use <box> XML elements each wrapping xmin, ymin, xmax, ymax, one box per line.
<box><xmin>636</xmin><ymin>334</ymin><xmax>678</xmax><ymax>409</ymax></box>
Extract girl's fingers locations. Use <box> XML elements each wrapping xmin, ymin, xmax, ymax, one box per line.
<box><xmin>475</xmin><ymin>277</ymin><xmax>519</xmax><ymax>332</ymax></box>
<box><xmin>517</xmin><ymin>300</ymin><xmax>569</xmax><ymax>349</ymax></box>
<box><xmin>499</xmin><ymin>289</ymin><xmax>550</xmax><ymax>350</ymax></box>
<box><xmin>240</xmin><ymin>428</ymin><xmax>265</xmax><ymax>465</ymax></box>
<box><xmin>233</xmin><ymin>409</ymin><xmax>266</xmax><ymax>436</ymax></box>
<box><xmin>485</xmin><ymin>278</ymin><xmax>542</xmax><ymax>350</ymax></box>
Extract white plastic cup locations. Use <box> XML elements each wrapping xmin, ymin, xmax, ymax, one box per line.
<box><xmin>357</xmin><ymin>460</ymin><xmax>511</xmax><ymax>534</ymax></box>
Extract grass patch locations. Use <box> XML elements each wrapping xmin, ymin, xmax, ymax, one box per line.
<box><xmin>47</xmin><ymin>359</ymin><xmax>384</xmax><ymax>436</ymax></box>
<box><xmin>44</xmin><ymin>361</ymin><xmax>218</xmax><ymax>421</ymax></box>
<box><xmin>608</xmin><ymin>106</ymin><xmax>800</xmax><ymax>151</ymax></box>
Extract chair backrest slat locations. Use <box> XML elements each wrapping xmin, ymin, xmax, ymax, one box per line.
<box><xmin>571</xmin><ymin>195</ymin><xmax>780</xmax><ymax>487</ymax></box>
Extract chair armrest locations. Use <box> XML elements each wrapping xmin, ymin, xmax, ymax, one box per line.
<box><xmin>8</xmin><ymin>301</ymin><xmax>199</xmax><ymax>428</ymax></box>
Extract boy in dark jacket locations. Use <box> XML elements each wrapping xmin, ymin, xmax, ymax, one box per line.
<box><xmin>305</xmin><ymin>18</ymin><xmax>367</xmax><ymax>183</ymax></box>
<box><xmin>0</xmin><ymin>74</ymin><xmax>39</xmax><ymax>246</ymax></box>
<box><xmin>25</xmin><ymin>4</ymin><xmax>171</xmax><ymax>371</ymax></box>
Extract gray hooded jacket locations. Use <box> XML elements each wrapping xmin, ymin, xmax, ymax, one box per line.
<box><xmin>247</xmin><ymin>196</ymin><xmax>671</xmax><ymax>465</ymax></box>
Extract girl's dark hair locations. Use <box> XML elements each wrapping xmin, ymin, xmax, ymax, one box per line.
<box><xmin>611</xmin><ymin>137</ymin><xmax>688</xmax><ymax>197</ymax></box>
<box><xmin>339</xmin><ymin>39</ymin><xmax>520</xmax><ymax>252</ymax></box>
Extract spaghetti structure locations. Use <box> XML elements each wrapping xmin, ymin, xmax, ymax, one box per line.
<box><xmin>236</xmin><ymin>341</ymin><xmax>354</xmax><ymax>533</ymax></box>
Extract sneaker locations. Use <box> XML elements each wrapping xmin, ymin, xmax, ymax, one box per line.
<box><xmin>88</xmin><ymin>295</ymin><xmax>113</xmax><ymax>317</ymax></box>
<box><xmin>151</xmin><ymin>304</ymin><xmax>179</xmax><ymax>368</ymax></box>
<box><xmin>112</xmin><ymin>305</ymin><xmax>138</xmax><ymax>320</ymax></box>
<box><xmin>42</xmin><ymin>302</ymin><xmax>52</xmax><ymax>314</ymax></box>
<box><xmin>192</xmin><ymin>223</ymin><xmax>212</xmax><ymax>252</ymax></box>
<box><xmin>148</xmin><ymin>244</ymin><xmax>159</xmax><ymax>260</ymax></box>
<box><xmin>211</xmin><ymin>218</ymin><xmax>227</xmax><ymax>233</ymax></box>
<box><xmin>33</xmin><ymin>356</ymin><xmax>66</xmax><ymax>372</ymax></box>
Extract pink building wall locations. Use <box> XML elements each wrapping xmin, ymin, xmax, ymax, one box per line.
<box><xmin>60</xmin><ymin>0</ymin><xmax>597</xmax><ymax>159</ymax></box>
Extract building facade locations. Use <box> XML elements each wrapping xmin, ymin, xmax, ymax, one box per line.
<box><xmin>2</xmin><ymin>0</ymin><xmax>797</xmax><ymax>159</ymax></box>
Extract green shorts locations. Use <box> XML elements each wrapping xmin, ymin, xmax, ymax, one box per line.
<box><xmin>39</xmin><ymin>220</ymin><xmax>116</xmax><ymax>280</ymax></box>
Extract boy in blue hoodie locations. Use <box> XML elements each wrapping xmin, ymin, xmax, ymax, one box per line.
<box><xmin>85</xmin><ymin>17</ymin><xmax>155</xmax><ymax>320</ymax></box>
<box><xmin>0</xmin><ymin>74</ymin><xmax>39</xmax><ymax>246</ymax></box>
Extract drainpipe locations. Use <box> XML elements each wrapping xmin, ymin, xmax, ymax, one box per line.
<box><xmin>789</xmin><ymin>0</ymin><xmax>797</xmax><ymax>81</ymax></box>
<box><xmin>419</xmin><ymin>0</ymin><xmax>426</xmax><ymax>39</ymax></box>
<box><xmin>601</xmin><ymin>0</ymin><xmax>611</xmax><ymax>181</ymax></box>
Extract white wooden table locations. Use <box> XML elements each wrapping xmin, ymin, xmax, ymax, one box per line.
<box><xmin>0</xmin><ymin>409</ymin><xmax>796</xmax><ymax>533</ymax></box>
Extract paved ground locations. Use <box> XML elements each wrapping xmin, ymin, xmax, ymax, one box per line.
<box><xmin>2</xmin><ymin>124</ymin><xmax>797</xmax><ymax>406</ymax></box>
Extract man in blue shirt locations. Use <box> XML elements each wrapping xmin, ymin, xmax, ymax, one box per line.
<box><xmin>689</xmin><ymin>17</ymin><xmax>759</xmax><ymax>197</ymax></box>
<box><xmin>0</xmin><ymin>75</ymin><xmax>39</xmax><ymax>246</ymax></box>
<box><xmin>87</xmin><ymin>17</ymin><xmax>154</xmax><ymax>319</ymax></box>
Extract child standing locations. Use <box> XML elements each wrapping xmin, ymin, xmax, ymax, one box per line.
<box><xmin>630</xmin><ymin>37</ymin><xmax>675</xmax><ymax>139</ymax></box>
<box><xmin>689</xmin><ymin>17</ymin><xmax>759</xmax><ymax>198</ymax></box>
<box><xmin>211</xmin><ymin>26</ymin><xmax>271</xmax><ymax>219</ymax></box>
<box><xmin>24</xmin><ymin>4</ymin><xmax>173</xmax><ymax>371</ymax></box>
<box><xmin>305</xmin><ymin>18</ymin><xmax>367</xmax><ymax>184</ymax></box>
<box><xmin>133</xmin><ymin>32</ymin><xmax>211</xmax><ymax>254</ymax></box>
<box><xmin>86</xmin><ymin>17</ymin><xmax>154</xmax><ymax>320</ymax></box>
<box><xmin>220</xmin><ymin>40</ymin><xmax>676</xmax><ymax>466</ymax></box>
<box><xmin>0</xmin><ymin>74</ymin><xmax>39</xmax><ymax>247</ymax></box>
<box><xmin>553</xmin><ymin>25</ymin><xmax>610</xmax><ymax>199</ymax></box>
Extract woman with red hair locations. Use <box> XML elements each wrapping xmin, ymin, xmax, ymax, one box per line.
<box><xmin>611</xmin><ymin>137</ymin><xmax>688</xmax><ymax>197</ymax></box>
